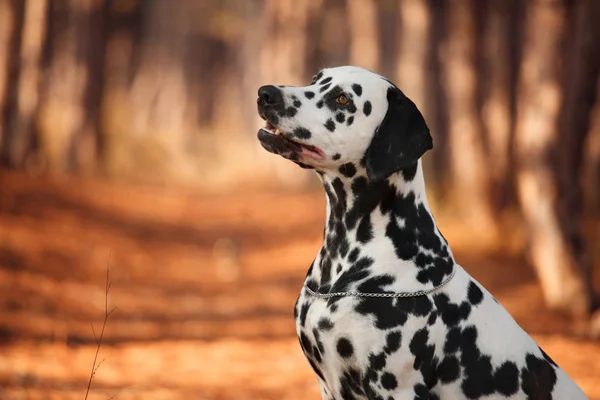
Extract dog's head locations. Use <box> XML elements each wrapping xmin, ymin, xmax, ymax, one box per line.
<box><xmin>256</xmin><ymin>66</ymin><xmax>432</xmax><ymax>181</ymax></box>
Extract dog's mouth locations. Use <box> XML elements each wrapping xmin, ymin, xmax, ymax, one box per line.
<box><xmin>257</xmin><ymin>121</ymin><xmax>325</xmax><ymax>160</ymax></box>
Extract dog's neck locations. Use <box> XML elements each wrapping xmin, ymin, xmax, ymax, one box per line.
<box><xmin>307</xmin><ymin>161</ymin><xmax>455</xmax><ymax>294</ymax></box>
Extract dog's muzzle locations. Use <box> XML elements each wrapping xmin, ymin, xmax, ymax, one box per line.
<box><xmin>255</xmin><ymin>85</ymin><xmax>324</xmax><ymax>163</ymax></box>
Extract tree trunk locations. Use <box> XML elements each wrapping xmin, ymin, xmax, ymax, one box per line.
<box><xmin>587</xmin><ymin>86</ymin><xmax>600</xmax><ymax>213</ymax></box>
<box><xmin>425</xmin><ymin>0</ymin><xmax>450</xmax><ymax>189</ymax></box>
<box><xmin>127</xmin><ymin>0</ymin><xmax>191</xmax><ymax>136</ymax></box>
<box><xmin>0</xmin><ymin>0</ymin><xmax>24</xmax><ymax>167</ymax></box>
<box><xmin>376</xmin><ymin>0</ymin><xmax>398</xmax><ymax>79</ymax></box>
<box><xmin>105</xmin><ymin>0</ymin><xmax>200</xmax><ymax>183</ymax></box>
<box><xmin>480</xmin><ymin>0</ymin><xmax>513</xmax><ymax>211</ymax></box>
<box><xmin>395</xmin><ymin>0</ymin><xmax>432</xmax><ymax>174</ymax></box>
<box><xmin>556</xmin><ymin>0</ymin><xmax>600</xmax><ymax>313</ymax></box>
<box><xmin>37</xmin><ymin>0</ymin><xmax>100</xmax><ymax>174</ymax></box>
<box><xmin>0</xmin><ymin>0</ymin><xmax>14</xmax><ymax>154</ymax></box>
<box><xmin>12</xmin><ymin>0</ymin><xmax>48</xmax><ymax>172</ymax></box>
<box><xmin>346</xmin><ymin>0</ymin><xmax>379</xmax><ymax>72</ymax></box>
<box><xmin>240</xmin><ymin>0</ymin><xmax>266</xmax><ymax>134</ymax></box>
<box><xmin>260</xmin><ymin>0</ymin><xmax>318</xmax><ymax>84</ymax></box>
<box><xmin>396</xmin><ymin>0</ymin><xmax>429</xmax><ymax>109</ymax></box>
<box><xmin>514</xmin><ymin>0</ymin><xmax>594</xmax><ymax>318</ymax></box>
<box><xmin>442</xmin><ymin>0</ymin><xmax>498</xmax><ymax>240</ymax></box>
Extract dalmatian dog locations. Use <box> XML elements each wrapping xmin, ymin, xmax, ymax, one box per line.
<box><xmin>255</xmin><ymin>66</ymin><xmax>587</xmax><ymax>400</ymax></box>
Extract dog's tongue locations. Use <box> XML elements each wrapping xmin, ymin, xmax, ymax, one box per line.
<box><xmin>300</xmin><ymin>145</ymin><xmax>323</xmax><ymax>159</ymax></box>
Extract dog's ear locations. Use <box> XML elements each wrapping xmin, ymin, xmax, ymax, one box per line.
<box><xmin>365</xmin><ymin>86</ymin><xmax>433</xmax><ymax>182</ymax></box>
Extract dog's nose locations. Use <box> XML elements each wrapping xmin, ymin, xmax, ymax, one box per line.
<box><xmin>258</xmin><ymin>85</ymin><xmax>283</xmax><ymax>106</ymax></box>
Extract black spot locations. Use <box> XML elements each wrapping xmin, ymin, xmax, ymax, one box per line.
<box><xmin>356</xmin><ymin>215</ymin><xmax>374</xmax><ymax>243</ymax></box>
<box><xmin>317</xmin><ymin>100</ymin><xmax>324</xmax><ymax>108</ymax></box>
<box><xmin>305</xmin><ymin>277</ymin><xmax>318</xmax><ymax>291</ymax></box>
<box><xmin>409</xmin><ymin>328</ymin><xmax>429</xmax><ymax>356</ymax></box>
<box><xmin>336</xmin><ymin>112</ymin><xmax>346</xmax><ymax>123</ymax></box>
<box><xmin>494</xmin><ymin>361</ymin><xmax>519</xmax><ymax>396</ymax></box>
<box><xmin>434</xmin><ymin>294</ymin><xmax>473</xmax><ymax>327</ymax></box>
<box><xmin>293</xmin><ymin>127</ymin><xmax>312</xmax><ymax>139</ymax></box>
<box><xmin>299</xmin><ymin>302</ymin><xmax>310</xmax><ymax>326</ymax></box>
<box><xmin>347</xmin><ymin>116</ymin><xmax>354</xmax><ymax>126</ymax></box>
<box><xmin>336</xmin><ymin>264</ymin><xmax>342</xmax><ymax>274</ymax></box>
<box><xmin>381</xmin><ymin>372</ymin><xmax>397</xmax><ymax>390</ymax></box>
<box><xmin>415</xmin><ymin>254</ymin><xmax>433</xmax><ymax>268</ymax></box>
<box><xmin>369</xmin><ymin>351</ymin><xmax>387</xmax><ymax>371</ymax></box>
<box><xmin>325</xmin><ymin>119</ymin><xmax>336</xmax><ymax>132</ymax></box>
<box><xmin>312</xmin><ymin>327</ymin><xmax>325</xmax><ymax>354</ymax></box>
<box><xmin>307</xmin><ymin>357</ymin><xmax>326</xmax><ymax>381</ymax></box>
<box><xmin>339</xmin><ymin>162</ymin><xmax>357</xmax><ymax>178</ymax></box>
<box><xmin>414</xmin><ymin>383</ymin><xmax>429</xmax><ymax>400</ymax></box>
<box><xmin>340</xmin><ymin>368</ymin><xmax>364</xmax><ymax>399</ymax></box>
<box><xmin>304</xmin><ymin>91</ymin><xmax>315</xmax><ymax>99</ymax></box>
<box><xmin>320</xmin><ymin>83</ymin><xmax>331</xmax><ymax>92</ymax></box>
<box><xmin>336</xmin><ymin>337</ymin><xmax>354</xmax><ymax>358</ymax></box>
<box><xmin>427</xmin><ymin>311</ymin><xmax>438</xmax><ymax>325</ymax></box>
<box><xmin>357</xmin><ymin>297</ymin><xmax>408</xmax><ymax>330</ymax></box>
<box><xmin>520</xmin><ymin>354</ymin><xmax>557</xmax><ymax>399</ymax></box>
<box><xmin>320</xmin><ymin>257</ymin><xmax>333</xmax><ymax>286</ymax></box>
<box><xmin>434</xmin><ymin>294</ymin><xmax>461</xmax><ymax>327</ymax></box>
<box><xmin>357</xmin><ymin>274</ymin><xmax>395</xmax><ymax>293</ymax></box>
<box><xmin>300</xmin><ymin>332</ymin><xmax>312</xmax><ymax>355</ymax></box>
<box><xmin>458</xmin><ymin>325</ymin><xmax>498</xmax><ymax>399</ymax></box>
<box><xmin>317</xmin><ymin>318</ymin><xmax>334</xmax><ymax>331</ymax></box>
<box><xmin>293</xmin><ymin>298</ymin><xmax>299</xmax><ymax>320</ymax></box>
<box><xmin>319</xmin><ymin>77</ymin><xmax>332</xmax><ymax>85</ymax></box>
<box><xmin>437</xmin><ymin>356</ymin><xmax>460</xmax><ymax>383</ymax></box>
<box><xmin>467</xmin><ymin>281</ymin><xmax>484</xmax><ymax>306</ymax></box>
<box><xmin>339</xmin><ymin>236</ymin><xmax>350</xmax><ymax>258</ymax></box>
<box><xmin>352</xmin><ymin>84</ymin><xmax>362</xmax><ymax>96</ymax></box>
<box><xmin>348</xmin><ymin>248</ymin><xmax>360</xmax><ymax>263</ymax></box>
<box><xmin>263</xmin><ymin>113</ymin><xmax>280</xmax><ymax>126</ymax></box>
<box><xmin>293</xmin><ymin>100</ymin><xmax>302</xmax><ymax>108</ymax></box>
<box><xmin>363</xmin><ymin>101</ymin><xmax>372</xmax><ymax>116</ymax></box>
<box><xmin>332</xmin><ymin>256</ymin><xmax>374</xmax><ymax>294</ymax></box>
<box><xmin>312</xmin><ymin>346</ymin><xmax>322</xmax><ymax>363</ymax></box>
<box><xmin>332</xmin><ymin>153</ymin><xmax>341</xmax><ymax>160</ymax></box>
<box><xmin>285</xmin><ymin>107</ymin><xmax>297</xmax><ymax>117</ymax></box>
<box><xmin>384</xmin><ymin>331</ymin><xmax>402</xmax><ymax>353</ymax></box>
<box><xmin>312</xmin><ymin>71</ymin><xmax>323</xmax><ymax>84</ymax></box>
<box><xmin>307</xmin><ymin>261</ymin><xmax>315</xmax><ymax>276</ymax></box>
<box><xmin>459</xmin><ymin>302</ymin><xmax>472</xmax><ymax>320</ymax></box>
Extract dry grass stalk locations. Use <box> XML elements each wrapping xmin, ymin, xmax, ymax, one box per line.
<box><xmin>84</xmin><ymin>253</ymin><xmax>116</xmax><ymax>400</ymax></box>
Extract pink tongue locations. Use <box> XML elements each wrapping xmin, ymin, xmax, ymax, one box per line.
<box><xmin>300</xmin><ymin>145</ymin><xmax>323</xmax><ymax>159</ymax></box>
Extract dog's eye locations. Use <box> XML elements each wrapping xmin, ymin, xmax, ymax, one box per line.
<box><xmin>336</xmin><ymin>95</ymin><xmax>349</xmax><ymax>105</ymax></box>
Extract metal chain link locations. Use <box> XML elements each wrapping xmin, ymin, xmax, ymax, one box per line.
<box><xmin>303</xmin><ymin>268</ymin><xmax>456</xmax><ymax>299</ymax></box>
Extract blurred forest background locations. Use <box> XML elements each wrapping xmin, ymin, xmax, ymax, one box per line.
<box><xmin>1</xmin><ymin>0</ymin><xmax>600</xmax><ymax>399</ymax></box>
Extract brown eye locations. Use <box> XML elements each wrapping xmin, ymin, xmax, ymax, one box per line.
<box><xmin>336</xmin><ymin>94</ymin><xmax>349</xmax><ymax>105</ymax></box>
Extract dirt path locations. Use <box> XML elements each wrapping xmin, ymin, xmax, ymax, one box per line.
<box><xmin>0</xmin><ymin>171</ymin><xmax>598</xmax><ymax>399</ymax></box>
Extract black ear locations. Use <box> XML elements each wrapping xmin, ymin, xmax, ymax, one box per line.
<box><xmin>365</xmin><ymin>86</ymin><xmax>433</xmax><ymax>182</ymax></box>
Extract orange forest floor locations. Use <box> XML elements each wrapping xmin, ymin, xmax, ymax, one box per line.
<box><xmin>0</xmin><ymin>171</ymin><xmax>599</xmax><ymax>400</ymax></box>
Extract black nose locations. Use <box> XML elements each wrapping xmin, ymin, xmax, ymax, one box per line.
<box><xmin>258</xmin><ymin>85</ymin><xmax>283</xmax><ymax>106</ymax></box>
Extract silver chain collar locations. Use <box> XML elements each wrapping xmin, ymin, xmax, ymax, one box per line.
<box><xmin>303</xmin><ymin>268</ymin><xmax>456</xmax><ymax>299</ymax></box>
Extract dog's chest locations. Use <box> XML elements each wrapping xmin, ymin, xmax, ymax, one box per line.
<box><xmin>294</xmin><ymin>291</ymin><xmax>367</xmax><ymax>365</ymax></box>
